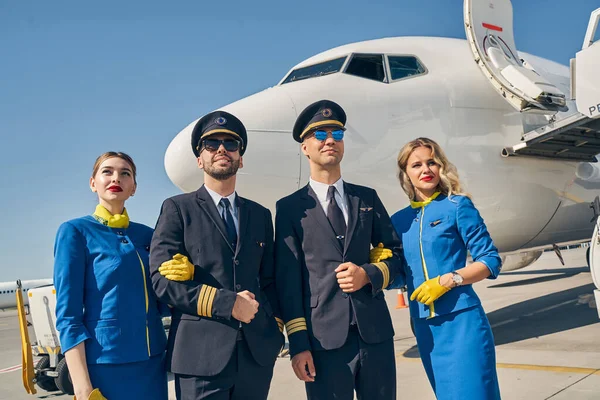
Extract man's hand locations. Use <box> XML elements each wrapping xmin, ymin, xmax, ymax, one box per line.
<box><xmin>158</xmin><ymin>253</ymin><xmax>194</xmax><ymax>281</ymax></box>
<box><xmin>231</xmin><ymin>290</ymin><xmax>259</xmax><ymax>323</ymax></box>
<box><xmin>291</xmin><ymin>350</ymin><xmax>316</xmax><ymax>382</ymax></box>
<box><xmin>335</xmin><ymin>262</ymin><xmax>370</xmax><ymax>293</ymax></box>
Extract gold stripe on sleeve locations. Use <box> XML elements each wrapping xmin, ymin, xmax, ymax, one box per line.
<box><xmin>285</xmin><ymin>317</ymin><xmax>307</xmax><ymax>335</ymax></box>
<box><xmin>275</xmin><ymin>317</ymin><xmax>284</xmax><ymax>332</ymax></box>
<box><xmin>206</xmin><ymin>286</ymin><xmax>217</xmax><ymax>318</ymax></box>
<box><xmin>373</xmin><ymin>262</ymin><xmax>390</xmax><ymax>289</ymax></box>
<box><xmin>197</xmin><ymin>285</ymin><xmax>217</xmax><ymax>317</ymax></box>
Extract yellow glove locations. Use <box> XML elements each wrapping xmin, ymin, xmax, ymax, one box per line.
<box><xmin>88</xmin><ymin>389</ymin><xmax>107</xmax><ymax>400</ymax></box>
<box><xmin>410</xmin><ymin>276</ymin><xmax>450</xmax><ymax>306</ymax></box>
<box><xmin>369</xmin><ymin>243</ymin><xmax>393</xmax><ymax>263</ymax></box>
<box><xmin>158</xmin><ymin>253</ymin><xmax>195</xmax><ymax>281</ymax></box>
<box><xmin>73</xmin><ymin>389</ymin><xmax>108</xmax><ymax>400</ymax></box>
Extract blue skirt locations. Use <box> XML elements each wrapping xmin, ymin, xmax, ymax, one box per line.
<box><xmin>413</xmin><ymin>305</ymin><xmax>500</xmax><ymax>400</ymax></box>
<box><xmin>87</xmin><ymin>353</ymin><xmax>168</xmax><ymax>400</ymax></box>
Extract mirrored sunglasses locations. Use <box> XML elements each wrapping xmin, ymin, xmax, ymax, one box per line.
<box><xmin>313</xmin><ymin>129</ymin><xmax>345</xmax><ymax>142</ymax></box>
<box><xmin>201</xmin><ymin>138</ymin><xmax>241</xmax><ymax>152</ymax></box>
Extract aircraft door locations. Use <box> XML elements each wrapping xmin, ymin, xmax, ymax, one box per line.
<box><xmin>464</xmin><ymin>0</ymin><xmax>567</xmax><ymax>113</ymax></box>
<box><xmin>574</xmin><ymin>8</ymin><xmax>600</xmax><ymax>119</ymax></box>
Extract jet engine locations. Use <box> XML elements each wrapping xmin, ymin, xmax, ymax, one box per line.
<box><xmin>576</xmin><ymin>162</ymin><xmax>600</xmax><ymax>183</ymax></box>
<box><xmin>499</xmin><ymin>250</ymin><xmax>544</xmax><ymax>272</ymax></box>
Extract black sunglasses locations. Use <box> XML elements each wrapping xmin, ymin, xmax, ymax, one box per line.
<box><xmin>200</xmin><ymin>138</ymin><xmax>241</xmax><ymax>153</ymax></box>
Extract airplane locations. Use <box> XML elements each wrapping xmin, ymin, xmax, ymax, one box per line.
<box><xmin>162</xmin><ymin>1</ymin><xmax>600</xmax><ymax>313</ymax></box>
<box><xmin>0</xmin><ymin>279</ymin><xmax>53</xmax><ymax>310</ymax></box>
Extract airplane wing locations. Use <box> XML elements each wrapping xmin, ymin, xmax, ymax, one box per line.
<box><xmin>465</xmin><ymin>0</ymin><xmax>600</xmax><ymax>162</ymax></box>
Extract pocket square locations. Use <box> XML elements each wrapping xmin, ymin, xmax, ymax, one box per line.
<box><xmin>360</xmin><ymin>207</ymin><xmax>373</xmax><ymax>212</ymax></box>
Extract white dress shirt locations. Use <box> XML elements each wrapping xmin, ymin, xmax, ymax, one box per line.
<box><xmin>204</xmin><ymin>186</ymin><xmax>240</xmax><ymax>235</ymax></box>
<box><xmin>309</xmin><ymin>177</ymin><xmax>349</xmax><ymax>224</ymax></box>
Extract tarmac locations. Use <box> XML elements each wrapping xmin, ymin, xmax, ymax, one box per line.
<box><xmin>0</xmin><ymin>247</ymin><xmax>598</xmax><ymax>399</ymax></box>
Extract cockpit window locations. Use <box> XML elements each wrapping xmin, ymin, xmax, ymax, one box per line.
<box><xmin>282</xmin><ymin>57</ymin><xmax>346</xmax><ymax>84</ymax></box>
<box><xmin>344</xmin><ymin>54</ymin><xmax>386</xmax><ymax>82</ymax></box>
<box><xmin>387</xmin><ymin>56</ymin><xmax>427</xmax><ymax>81</ymax></box>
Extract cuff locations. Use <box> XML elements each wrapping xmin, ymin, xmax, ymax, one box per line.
<box><xmin>362</xmin><ymin>262</ymin><xmax>390</xmax><ymax>294</ymax></box>
<box><xmin>59</xmin><ymin>324</ymin><xmax>92</xmax><ymax>353</ymax></box>
<box><xmin>480</xmin><ymin>258</ymin><xmax>501</xmax><ymax>279</ymax></box>
<box><xmin>198</xmin><ymin>286</ymin><xmax>237</xmax><ymax>320</ymax></box>
<box><xmin>285</xmin><ymin>317</ymin><xmax>311</xmax><ymax>357</ymax></box>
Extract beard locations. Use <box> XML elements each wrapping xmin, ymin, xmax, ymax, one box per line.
<box><xmin>204</xmin><ymin>155</ymin><xmax>240</xmax><ymax>181</ymax></box>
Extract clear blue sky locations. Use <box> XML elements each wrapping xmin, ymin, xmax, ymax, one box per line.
<box><xmin>1</xmin><ymin>0</ymin><xmax>598</xmax><ymax>280</ymax></box>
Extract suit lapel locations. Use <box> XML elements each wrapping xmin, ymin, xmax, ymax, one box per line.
<box><xmin>196</xmin><ymin>185</ymin><xmax>235</xmax><ymax>253</ymax></box>
<box><xmin>235</xmin><ymin>196</ymin><xmax>249</xmax><ymax>255</ymax></box>
<box><xmin>343</xmin><ymin>182</ymin><xmax>360</xmax><ymax>255</ymax></box>
<box><xmin>303</xmin><ymin>185</ymin><xmax>344</xmax><ymax>256</ymax></box>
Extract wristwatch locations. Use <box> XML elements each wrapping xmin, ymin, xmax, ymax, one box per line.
<box><xmin>451</xmin><ymin>271</ymin><xmax>464</xmax><ymax>287</ymax></box>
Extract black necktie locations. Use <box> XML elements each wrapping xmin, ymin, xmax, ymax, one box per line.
<box><xmin>327</xmin><ymin>186</ymin><xmax>346</xmax><ymax>240</ymax></box>
<box><xmin>219</xmin><ymin>198</ymin><xmax>237</xmax><ymax>250</ymax></box>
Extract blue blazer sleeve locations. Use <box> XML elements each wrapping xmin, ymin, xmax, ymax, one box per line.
<box><xmin>53</xmin><ymin>222</ymin><xmax>92</xmax><ymax>353</ymax></box>
<box><xmin>456</xmin><ymin>196</ymin><xmax>502</xmax><ymax>279</ymax></box>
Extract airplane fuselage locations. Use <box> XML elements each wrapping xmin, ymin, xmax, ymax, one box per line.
<box><xmin>165</xmin><ymin>37</ymin><xmax>600</xmax><ymax>254</ymax></box>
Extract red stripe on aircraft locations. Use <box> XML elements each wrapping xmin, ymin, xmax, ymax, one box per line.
<box><xmin>482</xmin><ymin>23</ymin><xmax>503</xmax><ymax>32</ymax></box>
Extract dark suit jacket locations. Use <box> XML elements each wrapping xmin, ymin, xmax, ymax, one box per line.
<box><xmin>150</xmin><ymin>185</ymin><xmax>284</xmax><ymax>376</ymax></box>
<box><xmin>275</xmin><ymin>182</ymin><xmax>404</xmax><ymax>357</ymax></box>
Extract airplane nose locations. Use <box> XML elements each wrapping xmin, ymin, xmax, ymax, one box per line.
<box><xmin>164</xmin><ymin>88</ymin><xmax>298</xmax><ymax>193</ymax></box>
<box><xmin>220</xmin><ymin>87</ymin><xmax>297</xmax><ymax>135</ymax></box>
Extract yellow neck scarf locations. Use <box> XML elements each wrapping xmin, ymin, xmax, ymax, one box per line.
<box><xmin>93</xmin><ymin>204</ymin><xmax>130</xmax><ymax>228</ymax></box>
<box><xmin>410</xmin><ymin>191</ymin><xmax>441</xmax><ymax>209</ymax></box>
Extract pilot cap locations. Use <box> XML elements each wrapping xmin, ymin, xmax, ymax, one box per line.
<box><xmin>292</xmin><ymin>100</ymin><xmax>347</xmax><ymax>143</ymax></box>
<box><xmin>191</xmin><ymin>110</ymin><xmax>248</xmax><ymax>157</ymax></box>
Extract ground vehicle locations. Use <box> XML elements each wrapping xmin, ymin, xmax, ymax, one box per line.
<box><xmin>17</xmin><ymin>282</ymin><xmax>74</xmax><ymax>395</ymax></box>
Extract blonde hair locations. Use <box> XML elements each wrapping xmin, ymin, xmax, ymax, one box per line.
<box><xmin>91</xmin><ymin>152</ymin><xmax>137</xmax><ymax>184</ymax></box>
<box><xmin>397</xmin><ymin>137</ymin><xmax>469</xmax><ymax>200</ymax></box>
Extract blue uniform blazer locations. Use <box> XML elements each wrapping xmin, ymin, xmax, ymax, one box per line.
<box><xmin>54</xmin><ymin>216</ymin><xmax>167</xmax><ymax>364</ymax></box>
<box><xmin>390</xmin><ymin>195</ymin><xmax>501</xmax><ymax>319</ymax></box>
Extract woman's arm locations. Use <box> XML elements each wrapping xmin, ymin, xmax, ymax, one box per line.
<box><xmin>441</xmin><ymin>196</ymin><xmax>502</xmax><ymax>287</ymax></box>
<box><xmin>64</xmin><ymin>343</ymin><xmax>93</xmax><ymax>399</ymax></box>
<box><xmin>439</xmin><ymin>261</ymin><xmax>490</xmax><ymax>287</ymax></box>
<box><xmin>53</xmin><ymin>222</ymin><xmax>94</xmax><ymax>398</ymax></box>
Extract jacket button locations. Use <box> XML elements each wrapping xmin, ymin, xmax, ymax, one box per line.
<box><xmin>234</xmin><ymin>260</ymin><xmax>239</xmax><ymax>265</ymax></box>
<box><xmin>121</xmin><ymin>239</ymin><xmax>129</xmax><ymax>244</ymax></box>
<box><xmin>235</xmin><ymin>284</ymin><xmax>241</xmax><ymax>291</ymax></box>
<box><xmin>342</xmin><ymin>293</ymin><xmax>349</xmax><ymax>299</ymax></box>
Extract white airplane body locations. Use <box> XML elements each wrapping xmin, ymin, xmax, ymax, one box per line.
<box><xmin>164</xmin><ymin>0</ymin><xmax>600</xmax><ymax>284</ymax></box>
<box><xmin>0</xmin><ymin>279</ymin><xmax>53</xmax><ymax>310</ymax></box>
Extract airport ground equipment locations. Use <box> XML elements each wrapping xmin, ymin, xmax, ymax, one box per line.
<box><xmin>467</xmin><ymin>1</ymin><xmax>600</xmax><ymax>317</ymax></box>
<box><xmin>17</xmin><ymin>283</ymin><xmax>74</xmax><ymax>396</ymax></box>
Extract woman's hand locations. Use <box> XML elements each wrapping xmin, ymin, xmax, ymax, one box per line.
<box><xmin>158</xmin><ymin>253</ymin><xmax>195</xmax><ymax>281</ymax></box>
<box><xmin>87</xmin><ymin>388</ymin><xmax>108</xmax><ymax>400</ymax></box>
<box><xmin>369</xmin><ymin>243</ymin><xmax>393</xmax><ymax>263</ymax></box>
<box><xmin>410</xmin><ymin>276</ymin><xmax>451</xmax><ymax>305</ymax></box>
<box><xmin>74</xmin><ymin>386</ymin><xmax>93</xmax><ymax>400</ymax></box>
